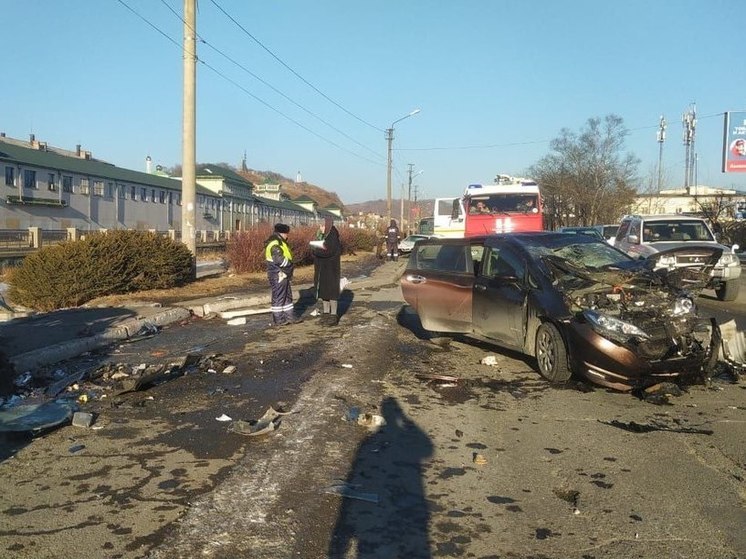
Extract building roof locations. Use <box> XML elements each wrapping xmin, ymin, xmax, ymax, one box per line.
<box><xmin>0</xmin><ymin>137</ymin><xmax>185</xmax><ymax>191</ymax></box>
<box><xmin>195</xmin><ymin>164</ymin><xmax>254</xmax><ymax>188</ymax></box>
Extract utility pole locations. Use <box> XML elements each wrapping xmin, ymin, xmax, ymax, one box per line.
<box><xmin>399</xmin><ymin>182</ymin><xmax>405</xmax><ymax>230</ymax></box>
<box><xmin>407</xmin><ymin>163</ymin><xmax>414</xmax><ymax>232</ymax></box>
<box><xmin>682</xmin><ymin>104</ymin><xmax>696</xmax><ymax>190</ymax></box>
<box><xmin>656</xmin><ymin>115</ymin><xmax>666</xmax><ymax>192</ymax></box>
<box><xmin>386</xmin><ymin>127</ymin><xmax>394</xmax><ymax>222</ymax></box>
<box><xmin>182</xmin><ymin>0</ymin><xmax>197</xmax><ymax>276</ymax></box>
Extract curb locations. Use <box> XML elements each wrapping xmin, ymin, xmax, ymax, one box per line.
<box><xmin>10</xmin><ymin>308</ymin><xmax>191</xmax><ymax>373</ymax></box>
<box><xmin>7</xmin><ymin>261</ymin><xmax>407</xmax><ymax>372</ymax></box>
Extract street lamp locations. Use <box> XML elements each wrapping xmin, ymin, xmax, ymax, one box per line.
<box><xmin>386</xmin><ymin>109</ymin><xmax>420</xmax><ymax>222</ymax></box>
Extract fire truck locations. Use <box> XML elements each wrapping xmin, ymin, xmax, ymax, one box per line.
<box><xmin>433</xmin><ymin>174</ymin><xmax>543</xmax><ymax>238</ymax></box>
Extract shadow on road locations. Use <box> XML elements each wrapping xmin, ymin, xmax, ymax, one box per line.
<box><xmin>328</xmin><ymin>397</ymin><xmax>433</xmax><ymax>558</ymax></box>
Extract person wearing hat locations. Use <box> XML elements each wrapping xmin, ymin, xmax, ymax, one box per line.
<box><xmin>265</xmin><ymin>223</ymin><xmax>301</xmax><ymax>326</ymax></box>
<box><xmin>312</xmin><ymin>216</ymin><xmax>342</xmax><ymax>326</ymax></box>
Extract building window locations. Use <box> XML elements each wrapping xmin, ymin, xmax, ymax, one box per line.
<box><xmin>62</xmin><ymin>175</ymin><xmax>73</xmax><ymax>193</ymax></box>
<box><xmin>159</xmin><ymin>190</ymin><xmax>166</xmax><ymax>203</ymax></box>
<box><xmin>177</xmin><ymin>193</ymin><xmax>182</xmax><ymax>206</ymax></box>
<box><xmin>151</xmin><ymin>189</ymin><xmax>156</xmax><ymax>203</ymax></box>
<box><xmin>117</xmin><ymin>183</ymin><xmax>126</xmax><ymax>199</ymax></box>
<box><xmin>93</xmin><ymin>180</ymin><xmax>104</xmax><ymax>196</ymax></box>
<box><xmin>106</xmin><ymin>182</ymin><xmax>114</xmax><ymax>198</ymax></box>
<box><xmin>5</xmin><ymin>166</ymin><xmax>15</xmax><ymax>187</ymax></box>
<box><xmin>47</xmin><ymin>173</ymin><xmax>57</xmax><ymax>191</ymax></box>
<box><xmin>80</xmin><ymin>178</ymin><xmax>90</xmax><ymax>195</ymax></box>
<box><xmin>140</xmin><ymin>187</ymin><xmax>147</xmax><ymax>201</ymax></box>
<box><xmin>130</xmin><ymin>186</ymin><xmax>137</xmax><ymax>200</ymax></box>
<box><xmin>168</xmin><ymin>191</ymin><xmax>173</xmax><ymax>205</ymax></box>
<box><xmin>23</xmin><ymin>170</ymin><xmax>37</xmax><ymax>189</ymax></box>
<box><xmin>198</xmin><ymin>195</ymin><xmax>204</xmax><ymax>207</ymax></box>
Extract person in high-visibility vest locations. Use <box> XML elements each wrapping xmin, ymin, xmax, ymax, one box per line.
<box><xmin>265</xmin><ymin>223</ymin><xmax>301</xmax><ymax>326</ymax></box>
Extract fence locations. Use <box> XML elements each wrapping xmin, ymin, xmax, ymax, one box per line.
<box><xmin>0</xmin><ymin>227</ymin><xmax>229</xmax><ymax>258</ymax></box>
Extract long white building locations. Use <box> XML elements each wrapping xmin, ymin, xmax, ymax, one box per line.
<box><xmin>0</xmin><ymin>134</ymin><xmax>337</xmax><ymax>233</ymax></box>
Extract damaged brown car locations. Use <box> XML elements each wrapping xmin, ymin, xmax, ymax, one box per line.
<box><xmin>400</xmin><ymin>232</ymin><xmax>724</xmax><ymax>391</ymax></box>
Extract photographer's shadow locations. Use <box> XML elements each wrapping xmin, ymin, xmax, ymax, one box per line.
<box><xmin>328</xmin><ymin>397</ymin><xmax>433</xmax><ymax>558</ymax></box>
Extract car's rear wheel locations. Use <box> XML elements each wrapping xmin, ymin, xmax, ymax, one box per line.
<box><xmin>716</xmin><ymin>280</ymin><xmax>740</xmax><ymax>302</ymax></box>
<box><xmin>535</xmin><ymin>322</ymin><xmax>572</xmax><ymax>384</ymax></box>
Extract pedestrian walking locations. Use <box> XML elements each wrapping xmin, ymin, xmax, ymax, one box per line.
<box><xmin>265</xmin><ymin>223</ymin><xmax>301</xmax><ymax>326</ymax></box>
<box><xmin>312</xmin><ymin>216</ymin><xmax>342</xmax><ymax>326</ymax></box>
<box><xmin>385</xmin><ymin>219</ymin><xmax>400</xmax><ymax>261</ymax></box>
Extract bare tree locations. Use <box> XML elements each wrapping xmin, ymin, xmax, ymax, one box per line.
<box><xmin>530</xmin><ymin>115</ymin><xmax>639</xmax><ymax>229</ymax></box>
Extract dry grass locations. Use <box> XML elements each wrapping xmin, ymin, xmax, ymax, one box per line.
<box><xmin>85</xmin><ymin>253</ymin><xmax>363</xmax><ymax>307</ymax></box>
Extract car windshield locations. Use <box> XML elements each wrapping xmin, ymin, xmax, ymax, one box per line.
<box><xmin>524</xmin><ymin>236</ymin><xmax>633</xmax><ymax>270</ymax></box>
<box><xmin>403</xmin><ymin>235</ymin><xmax>428</xmax><ymax>243</ymax></box>
<box><xmin>641</xmin><ymin>220</ymin><xmax>714</xmax><ymax>242</ymax></box>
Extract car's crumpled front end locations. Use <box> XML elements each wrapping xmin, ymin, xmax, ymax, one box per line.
<box><xmin>544</xmin><ymin>254</ymin><xmax>721</xmax><ymax>390</ymax></box>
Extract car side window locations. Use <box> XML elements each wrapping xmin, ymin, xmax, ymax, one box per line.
<box><xmin>418</xmin><ymin>244</ymin><xmax>470</xmax><ymax>273</ymax></box>
<box><xmin>482</xmin><ymin>246</ymin><xmax>524</xmax><ymax>280</ymax></box>
<box><xmin>628</xmin><ymin>220</ymin><xmax>639</xmax><ymax>240</ymax></box>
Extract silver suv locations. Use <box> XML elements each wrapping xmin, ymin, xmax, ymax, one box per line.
<box><xmin>615</xmin><ymin>214</ymin><xmax>741</xmax><ymax>301</ymax></box>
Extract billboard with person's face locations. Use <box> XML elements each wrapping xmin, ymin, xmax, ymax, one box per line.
<box><xmin>723</xmin><ymin>111</ymin><xmax>746</xmax><ymax>173</ymax></box>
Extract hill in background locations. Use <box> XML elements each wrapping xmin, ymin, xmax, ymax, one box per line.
<box><xmin>239</xmin><ymin>168</ymin><xmax>345</xmax><ymax>210</ymax></box>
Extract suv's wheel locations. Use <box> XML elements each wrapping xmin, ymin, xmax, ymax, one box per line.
<box><xmin>716</xmin><ymin>280</ymin><xmax>740</xmax><ymax>302</ymax></box>
<box><xmin>535</xmin><ymin>322</ymin><xmax>572</xmax><ymax>384</ymax></box>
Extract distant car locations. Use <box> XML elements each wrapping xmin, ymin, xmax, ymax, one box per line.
<box><xmin>398</xmin><ymin>234</ymin><xmax>432</xmax><ymax>255</ymax></box>
<box><xmin>593</xmin><ymin>224</ymin><xmax>620</xmax><ymax>245</ymax></box>
<box><xmin>400</xmin><ymin>232</ymin><xmax>723</xmax><ymax>391</ymax></box>
<box><xmin>558</xmin><ymin>226</ymin><xmax>605</xmax><ymax>240</ymax></box>
<box><xmin>614</xmin><ymin>214</ymin><xmax>741</xmax><ymax>301</ymax></box>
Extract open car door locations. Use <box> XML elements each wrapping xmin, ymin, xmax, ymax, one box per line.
<box><xmin>400</xmin><ymin>239</ymin><xmax>474</xmax><ymax>333</ymax></box>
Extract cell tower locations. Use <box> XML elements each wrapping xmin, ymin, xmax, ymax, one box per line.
<box><xmin>682</xmin><ymin>103</ymin><xmax>696</xmax><ymax>188</ymax></box>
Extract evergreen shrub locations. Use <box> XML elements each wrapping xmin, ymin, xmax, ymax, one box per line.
<box><xmin>8</xmin><ymin>230</ymin><xmax>193</xmax><ymax>311</ymax></box>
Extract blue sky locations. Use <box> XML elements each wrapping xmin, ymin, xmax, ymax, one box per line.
<box><xmin>3</xmin><ymin>0</ymin><xmax>745</xmax><ymax>204</ymax></box>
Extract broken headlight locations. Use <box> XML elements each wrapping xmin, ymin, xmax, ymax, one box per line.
<box><xmin>717</xmin><ymin>253</ymin><xmax>739</xmax><ymax>266</ymax></box>
<box><xmin>583</xmin><ymin>309</ymin><xmax>650</xmax><ymax>342</ymax></box>
<box><xmin>672</xmin><ymin>297</ymin><xmax>694</xmax><ymax>316</ymax></box>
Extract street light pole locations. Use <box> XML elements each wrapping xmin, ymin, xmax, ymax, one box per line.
<box><xmin>386</xmin><ymin>109</ymin><xmax>420</xmax><ymax>223</ymax></box>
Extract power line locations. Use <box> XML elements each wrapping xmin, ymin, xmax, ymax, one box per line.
<box><xmin>158</xmin><ymin>0</ymin><xmax>383</xmax><ymax>161</ymax></box>
<box><xmin>208</xmin><ymin>0</ymin><xmax>383</xmax><ymax>132</ymax></box>
<box><xmin>116</xmin><ymin>0</ymin><xmax>383</xmax><ymax>166</ymax></box>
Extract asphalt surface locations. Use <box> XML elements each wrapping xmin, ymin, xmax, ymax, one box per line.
<box><xmin>0</xmin><ymin>260</ymin><xmax>405</xmax><ymax>379</ymax></box>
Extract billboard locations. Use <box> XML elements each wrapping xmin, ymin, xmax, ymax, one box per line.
<box><xmin>723</xmin><ymin>111</ymin><xmax>746</xmax><ymax>173</ymax></box>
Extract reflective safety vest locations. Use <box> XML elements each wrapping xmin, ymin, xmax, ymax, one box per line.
<box><xmin>265</xmin><ymin>237</ymin><xmax>293</xmax><ymax>265</ymax></box>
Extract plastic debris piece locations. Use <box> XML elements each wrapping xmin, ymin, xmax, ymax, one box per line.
<box><xmin>215</xmin><ymin>414</ymin><xmax>233</xmax><ymax>422</ymax></box>
<box><xmin>72</xmin><ymin>412</ymin><xmax>94</xmax><ymax>428</ymax></box>
<box><xmin>341</xmin><ymin>363</ymin><xmax>353</xmax><ymax>369</ymax></box>
<box><xmin>229</xmin><ymin>406</ymin><xmax>290</xmax><ymax>437</ymax></box>
<box><xmin>226</xmin><ymin>317</ymin><xmax>247</xmax><ymax>326</ymax></box>
<box><xmin>222</xmin><ymin>365</ymin><xmax>237</xmax><ymax>374</ymax></box>
<box><xmin>324</xmin><ymin>482</ymin><xmax>378</xmax><ymax>503</ymax></box>
<box><xmin>357</xmin><ymin>413</ymin><xmax>385</xmax><ymax>428</ymax></box>
<box><xmin>473</xmin><ymin>453</ymin><xmax>487</xmax><ymax>465</ymax></box>
<box><xmin>77</xmin><ymin>394</ymin><xmax>88</xmax><ymax>404</ymax></box>
<box><xmin>68</xmin><ymin>444</ymin><xmax>85</xmax><ymax>454</ymax></box>
<box><xmin>14</xmin><ymin>372</ymin><xmax>32</xmax><ymax>387</ymax></box>
<box><xmin>0</xmin><ymin>400</ymin><xmax>78</xmax><ymax>433</ymax></box>
<box><xmin>415</xmin><ymin>373</ymin><xmax>460</xmax><ymax>384</ymax></box>
<box><xmin>480</xmin><ymin>355</ymin><xmax>499</xmax><ymax>366</ymax></box>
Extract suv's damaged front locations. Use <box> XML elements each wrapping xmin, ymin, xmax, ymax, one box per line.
<box><xmin>543</xmin><ymin>248</ymin><xmax>721</xmax><ymax>391</ymax></box>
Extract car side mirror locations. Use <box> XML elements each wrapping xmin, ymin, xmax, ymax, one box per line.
<box><xmin>627</xmin><ymin>234</ymin><xmax>639</xmax><ymax>244</ymax></box>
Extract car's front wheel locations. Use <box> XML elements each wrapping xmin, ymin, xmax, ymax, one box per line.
<box><xmin>716</xmin><ymin>280</ymin><xmax>740</xmax><ymax>302</ymax></box>
<box><xmin>535</xmin><ymin>322</ymin><xmax>572</xmax><ymax>384</ymax></box>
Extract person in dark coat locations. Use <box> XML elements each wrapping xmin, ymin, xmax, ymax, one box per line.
<box><xmin>265</xmin><ymin>223</ymin><xmax>301</xmax><ymax>326</ymax></box>
<box><xmin>312</xmin><ymin>216</ymin><xmax>342</xmax><ymax>326</ymax></box>
<box><xmin>385</xmin><ymin>219</ymin><xmax>400</xmax><ymax>261</ymax></box>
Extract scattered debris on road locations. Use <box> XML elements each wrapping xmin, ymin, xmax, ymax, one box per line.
<box><xmin>229</xmin><ymin>406</ymin><xmax>290</xmax><ymax>437</ymax></box>
<box><xmin>600</xmin><ymin>419</ymin><xmax>714</xmax><ymax>435</ymax></box>
<box><xmin>324</xmin><ymin>481</ymin><xmax>379</xmax><ymax>504</ymax></box>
